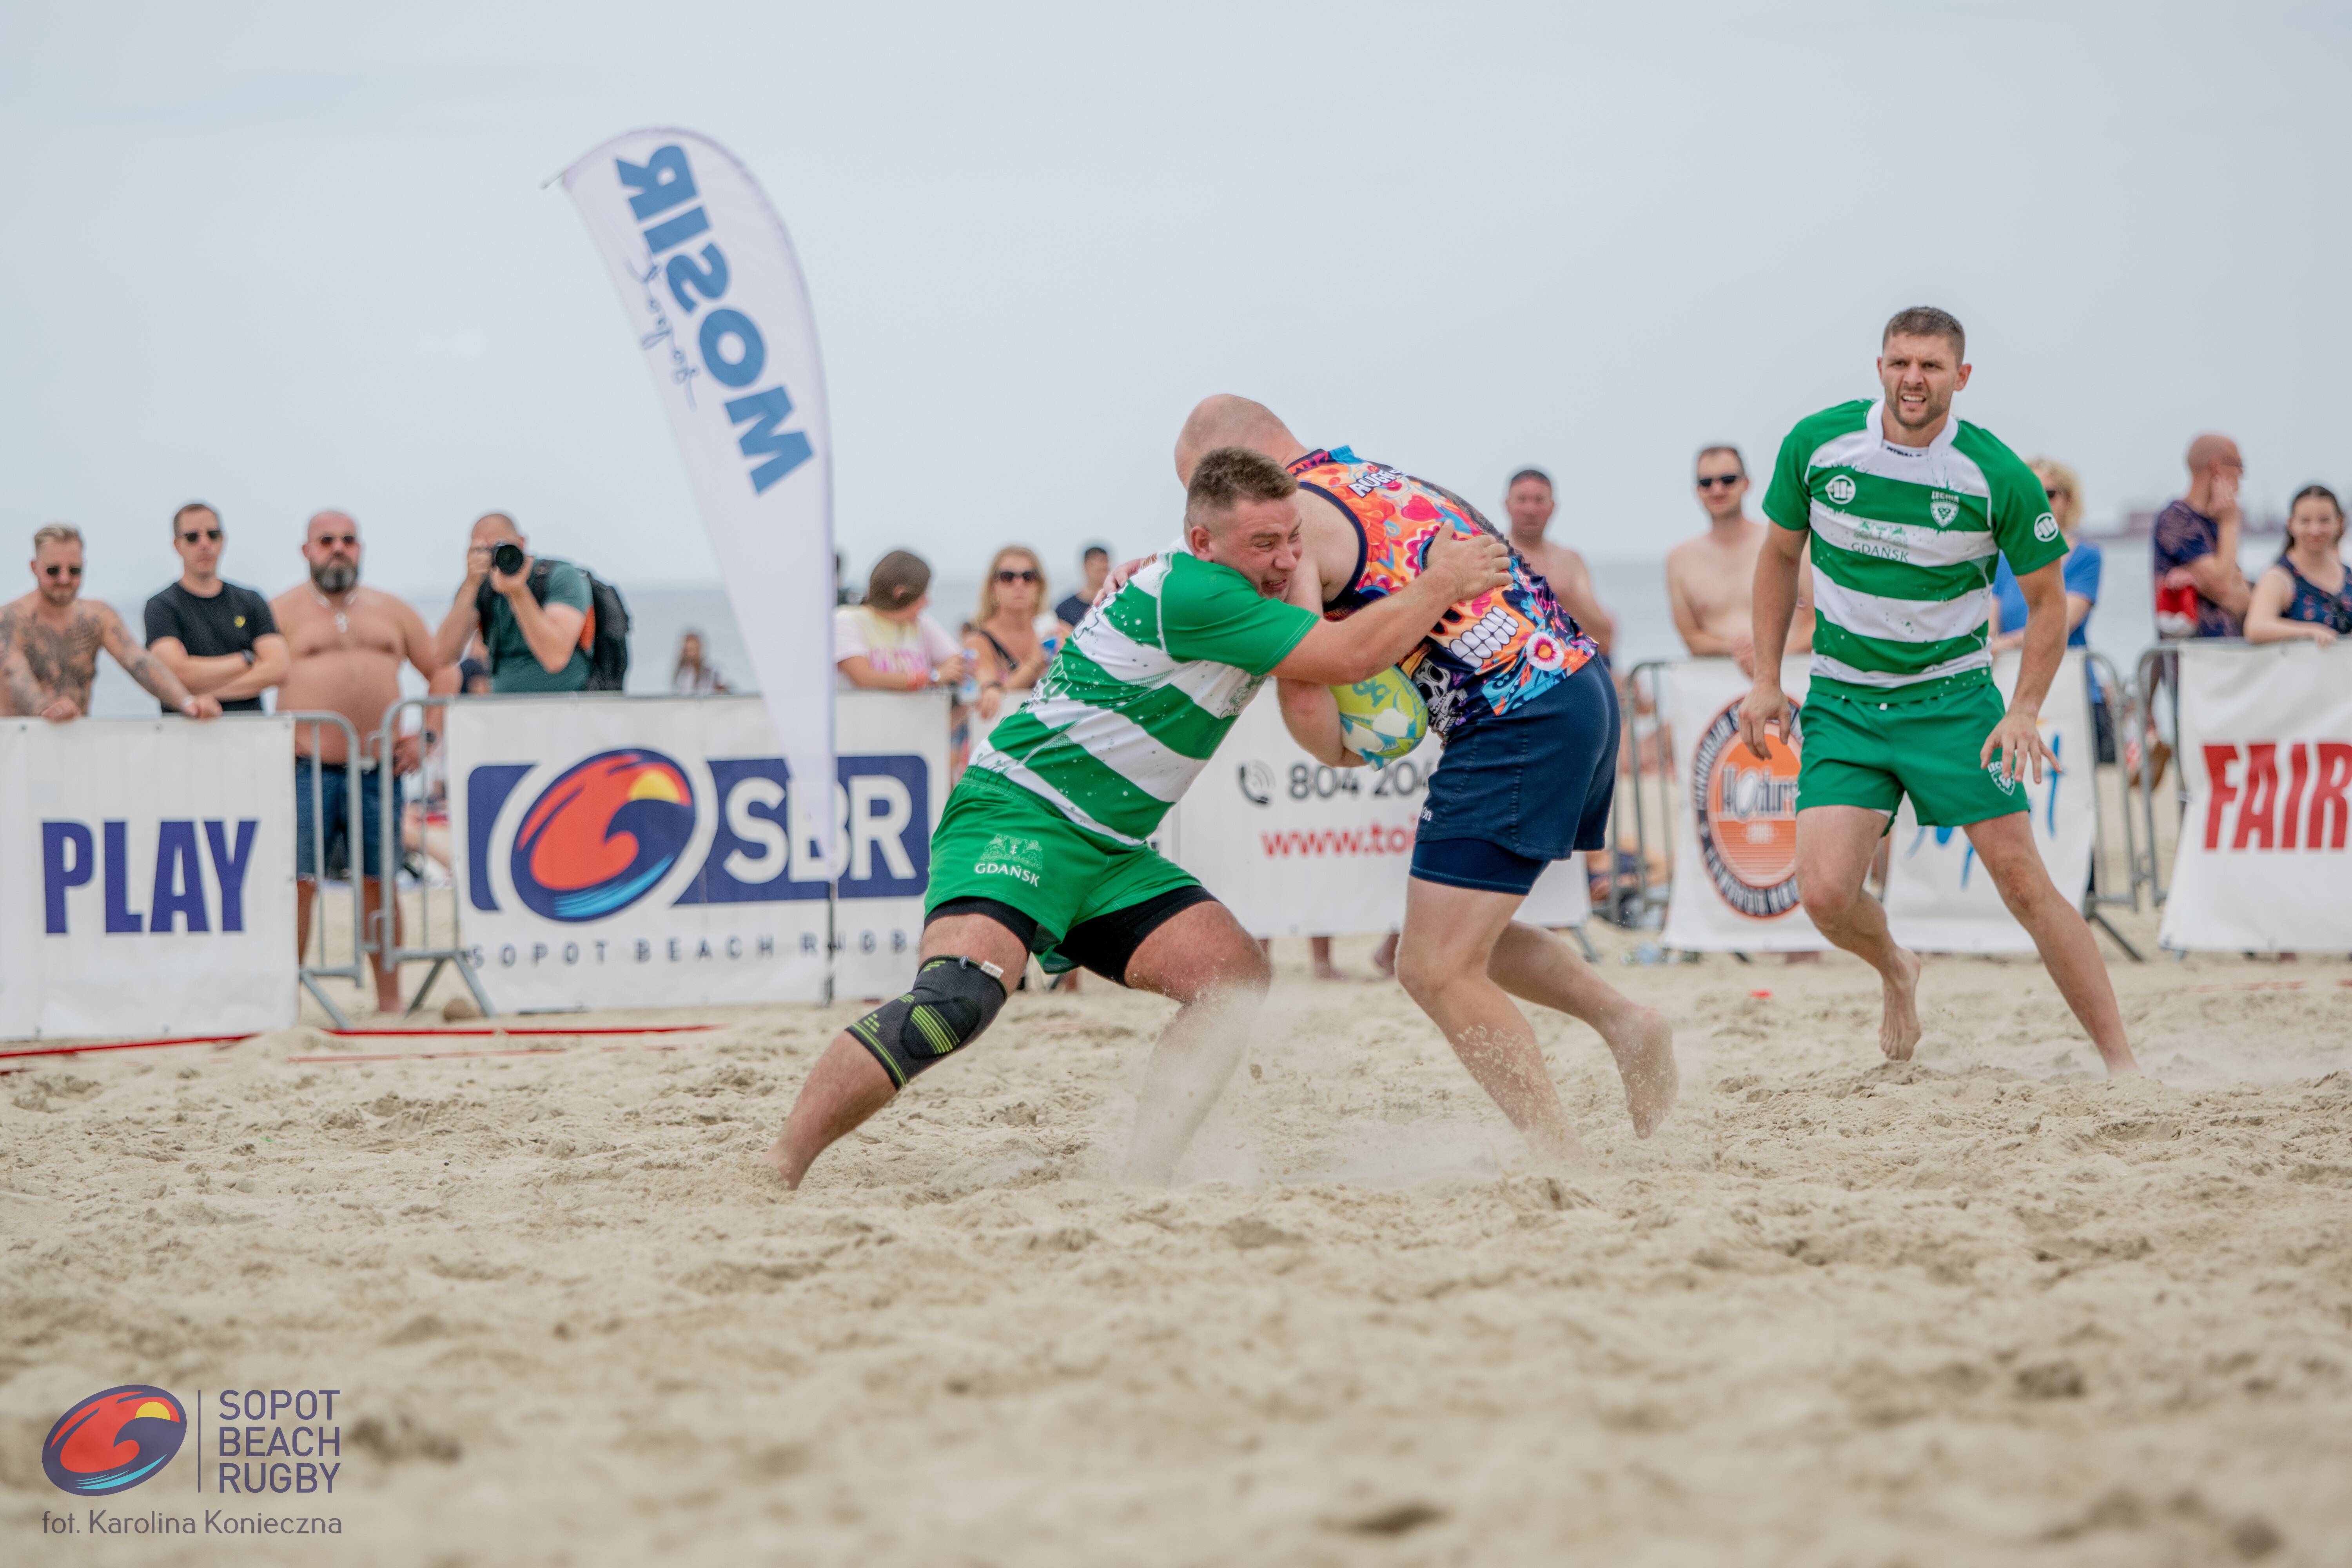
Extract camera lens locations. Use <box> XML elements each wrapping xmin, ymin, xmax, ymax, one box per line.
<box><xmin>493</xmin><ymin>542</ymin><xmax>525</xmax><ymax>576</ymax></box>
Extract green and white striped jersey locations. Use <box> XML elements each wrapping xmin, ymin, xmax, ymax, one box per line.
<box><xmin>970</xmin><ymin>547</ymin><xmax>1318</xmax><ymax>844</ymax></box>
<box><xmin>1764</xmin><ymin>399</ymin><xmax>2067</xmax><ymax>702</ymax></box>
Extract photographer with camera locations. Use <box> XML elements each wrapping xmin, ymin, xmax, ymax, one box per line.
<box><xmin>436</xmin><ymin>512</ymin><xmax>627</xmax><ymax>694</ymax></box>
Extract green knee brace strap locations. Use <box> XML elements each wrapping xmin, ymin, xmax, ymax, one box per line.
<box><xmin>848</xmin><ymin>956</ymin><xmax>1009</xmax><ymax>1087</ymax></box>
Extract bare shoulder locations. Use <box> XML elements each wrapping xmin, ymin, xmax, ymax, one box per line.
<box><xmin>81</xmin><ymin>599</ymin><xmax>129</xmax><ymax>638</ymax></box>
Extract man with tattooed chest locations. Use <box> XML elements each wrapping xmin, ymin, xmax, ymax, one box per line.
<box><xmin>0</xmin><ymin>524</ymin><xmax>221</xmax><ymax>722</ymax></box>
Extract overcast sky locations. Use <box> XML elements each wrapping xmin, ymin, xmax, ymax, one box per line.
<box><xmin>5</xmin><ymin>1</ymin><xmax>2344</xmax><ymax>612</ymax></box>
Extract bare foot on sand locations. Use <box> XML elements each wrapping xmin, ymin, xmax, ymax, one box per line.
<box><xmin>1370</xmin><ymin>931</ymin><xmax>1398</xmax><ymax>978</ymax></box>
<box><xmin>760</xmin><ymin>1136</ymin><xmax>804</xmax><ymax>1190</ymax></box>
<box><xmin>1879</xmin><ymin>948</ymin><xmax>1922</xmax><ymax>1061</ymax></box>
<box><xmin>1601</xmin><ymin>1004</ymin><xmax>1679</xmax><ymax>1138</ymax></box>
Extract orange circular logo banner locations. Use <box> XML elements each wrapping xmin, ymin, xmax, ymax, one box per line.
<box><xmin>1691</xmin><ymin>699</ymin><xmax>1804</xmax><ymax>919</ymax></box>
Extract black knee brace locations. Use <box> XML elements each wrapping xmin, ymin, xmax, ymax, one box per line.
<box><xmin>848</xmin><ymin>956</ymin><xmax>1009</xmax><ymax>1087</ymax></box>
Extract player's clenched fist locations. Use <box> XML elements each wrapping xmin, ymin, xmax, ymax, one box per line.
<box><xmin>1424</xmin><ymin>526</ymin><xmax>1510</xmax><ymax>604</ymax></box>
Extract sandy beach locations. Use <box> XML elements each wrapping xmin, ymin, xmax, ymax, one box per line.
<box><xmin>4</xmin><ymin>909</ymin><xmax>2348</xmax><ymax>1566</ymax></box>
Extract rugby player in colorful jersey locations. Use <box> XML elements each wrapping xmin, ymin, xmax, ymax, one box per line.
<box><xmin>1171</xmin><ymin>397</ymin><xmax>1680</xmax><ymax>1168</ymax></box>
<box><xmin>1739</xmin><ymin>307</ymin><xmax>2139</xmax><ymax>1075</ymax></box>
<box><xmin>766</xmin><ymin>448</ymin><xmax>1511</xmax><ymax>1188</ymax></box>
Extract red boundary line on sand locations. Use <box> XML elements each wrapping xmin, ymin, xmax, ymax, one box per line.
<box><xmin>323</xmin><ymin>1025</ymin><xmax>717</xmax><ymax>1038</ymax></box>
<box><xmin>289</xmin><ymin>1043</ymin><xmax>697</xmax><ymax>1065</ymax></box>
<box><xmin>0</xmin><ymin>1034</ymin><xmax>253</xmax><ymax>1062</ymax></box>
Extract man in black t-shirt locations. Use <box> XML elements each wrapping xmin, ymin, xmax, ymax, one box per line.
<box><xmin>143</xmin><ymin>501</ymin><xmax>289</xmax><ymax>713</ymax></box>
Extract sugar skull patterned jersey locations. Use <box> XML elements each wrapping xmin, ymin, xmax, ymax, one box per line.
<box><xmin>1288</xmin><ymin>445</ymin><xmax>1599</xmax><ymax>739</ymax></box>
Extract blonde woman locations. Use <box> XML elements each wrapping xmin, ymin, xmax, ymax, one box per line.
<box><xmin>963</xmin><ymin>546</ymin><xmax>1069</xmax><ymax>734</ymax></box>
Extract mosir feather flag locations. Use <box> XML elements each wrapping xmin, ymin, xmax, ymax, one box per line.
<box><xmin>561</xmin><ymin>128</ymin><xmax>833</xmax><ymax>855</ymax></box>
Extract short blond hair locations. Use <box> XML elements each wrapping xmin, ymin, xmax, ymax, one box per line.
<box><xmin>2027</xmin><ymin>457</ymin><xmax>2083</xmax><ymax>533</ymax></box>
<box><xmin>32</xmin><ymin>523</ymin><xmax>82</xmax><ymax>552</ymax></box>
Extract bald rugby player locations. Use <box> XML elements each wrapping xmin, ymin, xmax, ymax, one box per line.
<box><xmin>766</xmin><ymin>448</ymin><xmax>1510</xmax><ymax>1188</ymax></box>
<box><xmin>1739</xmin><ymin>306</ymin><xmax>2138</xmax><ymax>1074</ymax></box>
<box><xmin>1174</xmin><ymin>397</ymin><xmax>1679</xmax><ymax>1167</ymax></box>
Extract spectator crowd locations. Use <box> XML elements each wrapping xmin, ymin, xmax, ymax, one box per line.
<box><xmin>4</xmin><ymin>425</ymin><xmax>2343</xmax><ymax>998</ymax></box>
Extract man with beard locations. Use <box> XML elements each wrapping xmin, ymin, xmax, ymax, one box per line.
<box><xmin>273</xmin><ymin>510</ymin><xmax>456</xmax><ymax>1013</ymax></box>
<box><xmin>1</xmin><ymin>523</ymin><xmax>221</xmax><ymax>721</ymax></box>
<box><xmin>1738</xmin><ymin>307</ymin><xmax>2138</xmax><ymax>1074</ymax></box>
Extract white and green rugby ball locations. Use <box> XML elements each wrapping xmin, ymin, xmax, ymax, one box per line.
<box><xmin>1332</xmin><ymin>666</ymin><xmax>1429</xmax><ymax>762</ymax></box>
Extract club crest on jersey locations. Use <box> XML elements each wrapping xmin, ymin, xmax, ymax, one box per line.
<box><xmin>2033</xmin><ymin>511</ymin><xmax>2060</xmax><ymax>543</ymax></box>
<box><xmin>1824</xmin><ymin>475</ymin><xmax>1857</xmax><ymax>506</ymax></box>
<box><xmin>1930</xmin><ymin>498</ymin><xmax>1960</xmax><ymax>526</ymax></box>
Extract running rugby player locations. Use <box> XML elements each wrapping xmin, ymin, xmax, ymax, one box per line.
<box><xmin>1172</xmin><ymin>397</ymin><xmax>1680</xmax><ymax>1168</ymax></box>
<box><xmin>1739</xmin><ymin>306</ymin><xmax>2139</xmax><ymax>1074</ymax></box>
<box><xmin>766</xmin><ymin>448</ymin><xmax>1510</xmax><ymax>1188</ymax></box>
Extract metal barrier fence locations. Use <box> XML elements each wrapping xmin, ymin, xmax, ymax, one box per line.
<box><xmin>2127</xmin><ymin>640</ymin><xmax>2200</xmax><ymax>911</ymax></box>
<box><xmin>1600</xmin><ymin>653</ymin><xmax>2150</xmax><ymax>958</ymax></box>
<box><xmin>372</xmin><ymin>694</ymin><xmax>496</xmax><ymax>1019</ymax></box>
<box><xmin>287</xmin><ymin>711</ymin><xmax>368</xmax><ymax>1027</ymax></box>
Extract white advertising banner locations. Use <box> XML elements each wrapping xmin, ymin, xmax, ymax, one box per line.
<box><xmin>446</xmin><ymin>693</ymin><xmax>945</xmax><ymax>1012</ymax></box>
<box><xmin>0</xmin><ymin>718</ymin><xmax>296</xmax><ymax>1041</ymax></box>
<box><xmin>1884</xmin><ymin>650</ymin><xmax>2096</xmax><ymax>952</ymax></box>
<box><xmin>1165</xmin><ymin>695</ymin><xmax>1588</xmax><ymax>939</ymax></box>
<box><xmin>2160</xmin><ymin>643</ymin><xmax>2352</xmax><ymax>953</ymax></box>
<box><xmin>561</xmin><ymin>127</ymin><xmax>833</xmax><ymax>853</ymax></box>
<box><xmin>1659</xmin><ymin>657</ymin><xmax>1826</xmax><ymax>953</ymax></box>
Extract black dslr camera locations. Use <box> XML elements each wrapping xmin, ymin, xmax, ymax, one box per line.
<box><xmin>492</xmin><ymin>541</ymin><xmax>526</xmax><ymax>577</ymax></box>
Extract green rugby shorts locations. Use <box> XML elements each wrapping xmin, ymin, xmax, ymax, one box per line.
<box><xmin>1795</xmin><ymin>680</ymin><xmax>2031</xmax><ymax>828</ymax></box>
<box><xmin>924</xmin><ymin>768</ymin><xmax>1201</xmax><ymax>958</ymax></box>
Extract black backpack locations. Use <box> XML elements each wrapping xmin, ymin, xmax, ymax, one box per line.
<box><xmin>475</xmin><ymin>557</ymin><xmax>632</xmax><ymax>691</ymax></box>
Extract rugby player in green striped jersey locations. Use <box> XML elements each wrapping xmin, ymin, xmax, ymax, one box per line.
<box><xmin>1739</xmin><ymin>307</ymin><xmax>2138</xmax><ymax>1076</ymax></box>
<box><xmin>766</xmin><ymin>449</ymin><xmax>1511</xmax><ymax>1188</ymax></box>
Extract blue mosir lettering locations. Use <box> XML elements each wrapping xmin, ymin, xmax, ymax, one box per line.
<box><xmin>664</xmin><ymin>243</ymin><xmax>730</xmax><ymax>314</ymax></box>
<box><xmin>42</xmin><ymin>821</ymin><xmax>93</xmax><ymax>934</ymax></box>
<box><xmin>617</xmin><ymin>145</ymin><xmax>697</xmax><ymax>221</ymax></box>
<box><xmin>724</xmin><ymin>387</ymin><xmax>813</xmax><ymax>493</ymax></box>
<box><xmin>643</xmin><ymin>205</ymin><xmax>710</xmax><ymax>257</ymax></box>
<box><xmin>698</xmin><ymin>309</ymin><xmax>765</xmax><ymax>388</ymax></box>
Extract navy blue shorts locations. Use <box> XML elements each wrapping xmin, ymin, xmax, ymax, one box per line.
<box><xmin>294</xmin><ymin>757</ymin><xmax>403</xmax><ymax>880</ymax></box>
<box><xmin>1412</xmin><ymin>657</ymin><xmax>1619</xmax><ymax>896</ymax></box>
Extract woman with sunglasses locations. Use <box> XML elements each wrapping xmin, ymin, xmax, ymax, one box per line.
<box><xmin>963</xmin><ymin>546</ymin><xmax>1069</xmax><ymax>743</ymax></box>
<box><xmin>1989</xmin><ymin>458</ymin><xmax>2112</xmax><ymax>762</ymax></box>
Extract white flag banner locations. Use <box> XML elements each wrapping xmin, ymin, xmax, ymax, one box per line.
<box><xmin>1659</xmin><ymin>657</ymin><xmax>1827</xmax><ymax>953</ymax></box>
<box><xmin>561</xmin><ymin>127</ymin><xmax>833</xmax><ymax>853</ymax></box>
<box><xmin>2160</xmin><ymin>642</ymin><xmax>2352</xmax><ymax>953</ymax></box>
<box><xmin>1164</xmin><ymin>696</ymin><xmax>1588</xmax><ymax>939</ymax></box>
<box><xmin>1883</xmin><ymin>650</ymin><xmax>2096</xmax><ymax>953</ymax></box>
<box><xmin>0</xmin><ymin>718</ymin><xmax>296</xmax><ymax>1041</ymax></box>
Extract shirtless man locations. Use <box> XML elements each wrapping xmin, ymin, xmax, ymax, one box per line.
<box><xmin>1179</xmin><ymin>397</ymin><xmax>1678</xmax><ymax>1166</ymax></box>
<box><xmin>1503</xmin><ymin>468</ymin><xmax>1614</xmax><ymax>655</ymax></box>
<box><xmin>1</xmin><ymin>525</ymin><xmax>221</xmax><ymax>722</ymax></box>
<box><xmin>1665</xmin><ymin>445</ymin><xmax>1815</xmax><ymax>674</ymax></box>
<box><xmin>272</xmin><ymin>511</ymin><xmax>456</xmax><ymax>1013</ymax></box>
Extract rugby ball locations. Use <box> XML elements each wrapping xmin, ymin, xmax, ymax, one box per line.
<box><xmin>1332</xmin><ymin>667</ymin><xmax>1429</xmax><ymax>762</ymax></box>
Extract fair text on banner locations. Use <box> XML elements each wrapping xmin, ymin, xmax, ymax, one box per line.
<box><xmin>1</xmin><ymin>718</ymin><xmax>296</xmax><ymax>1041</ymax></box>
<box><xmin>1164</xmin><ymin>695</ymin><xmax>1587</xmax><ymax>939</ymax></box>
<box><xmin>560</xmin><ymin>128</ymin><xmax>833</xmax><ymax>855</ymax></box>
<box><xmin>1659</xmin><ymin>656</ymin><xmax>1826</xmax><ymax>953</ymax></box>
<box><xmin>446</xmin><ymin>693</ymin><xmax>945</xmax><ymax>1011</ymax></box>
<box><xmin>1882</xmin><ymin>650</ymin><xmax>2095</xmax><ymax>953</ymax></box>
<box><xmin>2159</xmin><ymin>643</ymin><xmax>2352</xmax><ymax>953</ymax></box>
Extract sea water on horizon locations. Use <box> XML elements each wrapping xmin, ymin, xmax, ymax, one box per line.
<box><xmin>82</xmin><ymin>548</ymin><xmax>2189</xmax><ymax>722</ymax></box>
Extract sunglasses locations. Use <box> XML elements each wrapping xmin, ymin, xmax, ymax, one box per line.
<box><xmin>314</xmin><ymin>533</ymin><xmax>359</xmax><ymax>547</ymax></box>
<box><xmin>1695</xmin><ymin>474</ymin><xmax>1743</xmax><ymax>490</ymax></box>
<box><xmin>2043</xmin><ymin>486</ymin><xmax>2071</xmax><ymax>501</ymax></box>
<box><xmin>995</xmin><ymin>568</ymin><xmax>1040</xmax><ymax>583</ymax></box>
<box><xmin>179</xmin><ymin>527</ymin><xmax>222</xmax><ymax>543</ymax></box>
<box><xmin>43</xmin><ymin>563</ymin><xmax>83</xmax><ymax>578</ymax></box>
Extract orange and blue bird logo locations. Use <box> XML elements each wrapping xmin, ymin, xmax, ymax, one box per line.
<box><xmin>43</xmin><ymin>1385</ymin><xmax>187</xmax><ymax>1495</ymax></box>
<box><xmin>511</xmin><ymin>749</ymin><xmax>697</xmax><ymax>921</ymax></box>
